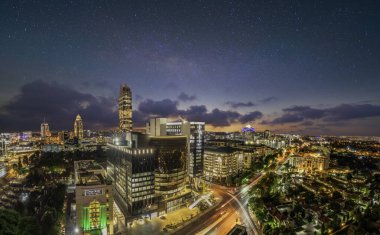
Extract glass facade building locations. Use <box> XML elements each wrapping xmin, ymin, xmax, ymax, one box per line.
<box><xmin>118</xmin><ymin>84</ymin><xmax>132</xmax><ymax>132</ymax></box>
<box><xmin>165</xmin><ymin>121</ymin><xmax>205</xmax><ymax>178</ymax></box>
<box><xmin>107</xmin><ymin>141</ymin><xmax>157</xmax><ymax>218</ymax></box>
<box><xmin>149</xmin><ymin>136</ymin><xmax>191</xmax><ymax>213</ymax></box>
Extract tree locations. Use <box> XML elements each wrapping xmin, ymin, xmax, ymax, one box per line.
<box><xmin>225</xmin><ymin>176</ymin><xmax>232</xmax><ymax>186</ymax></box>
<box><xmin>22</xmin><ymin>156</ymin><xmax>29</xmax><ymax>165</ymax></box>
<box><xmin>346</xmin><ymin>173</ymin><xmax>353</xmax><ymax>181</ymax></box>
<box><xmin>0</xmin><ymin>209</ymin><xmax>42</xmax><ymax>235</ymax></box>
<box><xmin>330</xmin><ymin>201</ymin><xmax>341</xmax><ymax>213</ymax></box>
<box><xmin>17</xmin><ymin>216</ymin><xmax>42</xmax><ymax>235</ymax></box>
<box><xmin>332</xmin><ymin>191</ymin><xmax>342</xmax><ymax>201</ymax></box>
<box><xmin>307</xmin><ymin>213</ymin><xmax>313</xmax><ymax>223</ymax></box>
<box><xmin>321</xmin><ymin>223</ymin><xmax>326</xmax><ymax>235</ymax></box>
<box><xmin>18</xmin><ymin>157</ymin><xmax>22</xmax><ymax>168</ymax></box>
<box><xmin>14</xmin><ymin>200</ymin><xmax>25</xmax><ymax>214</ymax></box>
<box><xmin>234</xmin><ymin>177</ymin><xmax>241</xmax><ymax>186</ymax></box>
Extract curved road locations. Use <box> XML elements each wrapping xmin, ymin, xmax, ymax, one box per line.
<box><xmin>174</xmin><ymin>174</ymin><xmax>263</xmax><ymax>235</ymax></box>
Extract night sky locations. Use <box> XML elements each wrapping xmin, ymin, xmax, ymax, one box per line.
<box><xmin>0</xmin><ymin>0</ymin><xmax>379</xmax><ymax>136</ymax></box>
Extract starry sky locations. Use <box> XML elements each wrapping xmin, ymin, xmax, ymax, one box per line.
<box><xmin>0</xmin><ymin>0</ymin><xmax>379</xmax><ymax>136</ymax></box>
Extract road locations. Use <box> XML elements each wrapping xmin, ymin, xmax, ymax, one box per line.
<box><xmin>174</xmin><ymin>174</ymin><xmax>264</xmax><ymax>235</ymax></box>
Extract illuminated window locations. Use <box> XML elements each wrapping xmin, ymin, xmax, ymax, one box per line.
<box><xmin>89</xmin><ymin>200</ymin><xmax>100</xmax><ymax>229</ymax></box>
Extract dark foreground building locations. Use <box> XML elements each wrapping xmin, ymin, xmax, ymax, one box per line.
<box><xmin>107</xmin><ymin>133</ymin><xmax>157</xmax><ymax>218</ymax></box>
<box><xmin>107</xmin><ymin>134</ymin><xmax>191</xmax><ymax>221</ymax></box>
<box><xmin>149</xmin><ymin>136</ymin><xmax>191</xmax><ymax>214</ymax></box>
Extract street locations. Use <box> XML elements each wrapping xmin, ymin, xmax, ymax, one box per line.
<box><xmin>174</xmin><ymin>174</ymin><xmax>264</xmax><ymax>235</ymax></box>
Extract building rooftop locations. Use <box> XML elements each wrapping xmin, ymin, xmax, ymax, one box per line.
<box><xmin>205</xmin><ymin>146</ymin><xmax>240</xmax><ymax>154</ymax></box>
<box><xmin>75</xmin><ymin>160</ymin><xmax>103</xmax><ymax>171</ymax></box>
<box><xmin>74</xmin><ymin>160</ymin><xmax>110</xmax><ymax>186</ymax></box>
<box><xmin>206</xmin><ymin>139</ymin><xmax>244</xmax><ymax>143</ymax></box>
<box><xmin>226</xmin><ymin>224</ymin><xmax>247</xmax><ymax>235</ymax></box>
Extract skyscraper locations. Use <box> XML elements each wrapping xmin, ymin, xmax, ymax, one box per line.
<box><xmin>107</xmin><ymin>134</ymin><xmax>191</xmax><ymax>219</ymax></box>
<box><xmin>74</xmin><ymin>114</ymin><xmax>84</xmax><ymax>139</ymax></box>
<box><xmin>40</xmin><ymin>121</ymin><xmax>50</xmax><ymax>138</ymax></box>
<box><xmin>107</xmin><ymin>133</ymin><xmax>157</xmax><ymax>218</ymax></box>
<box><xmin>148</xmin><ymin>118</ymin><xmax>205</xmax><ymax>179</ymax></box>
<box><xmin>166</xmin><ymin>121</ymin><xmax>205</xmax><ymax>179</ymax></box>
<box><xmin>149</xmin><ymin>136</ymin><xmax>190</xmax><ymax>214</ymax></box>
<box><xmin>119</xmin><ymin>84</ymin><xmax>132</xmax><ymax>132</ymax></box>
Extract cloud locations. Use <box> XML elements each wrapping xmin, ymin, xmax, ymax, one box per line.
<box><xmin>195</xmin><ymin>109</ymin><xmax>241</xmax><ymax>126</ymax></box>
<box><xmin>261</xmin><ymin>114</ymin><xmax>304</xmax><ymax>125</ymax></box>
<box><xmin>300</xmin><ymin>121</ymin><xmax>314</xmax><ymax>126</ymax></box>
<box><xmin>135</xmin><ymin>94</ymin><xmax>144</xmax><ymax>102</ymax></box>
<box><xmin>282</xmin><ymin>106</ymin><xmax>325</xmax><ymax>119</ymax></box>
<box><xmin>0</xmin><ymin>80</ymin><xmax>118</xmax><ymax>131</ymax></box>
<box><xmin>178</xmin><ymin>92</ymin><xmax>197</xmax><ymax>102</ymax></box>
<box><xmin>138</xmin><ymin>99</ymin><xmax>178</xmax><ymax>116</ymax></box>
<box><xmin>324</xmin><ymin>104</ymin><xmax>380</xmax><ymax>121</ymax></box>
<box><xmin>239</xmin><ymin>111</ymin><xmax>263</xmax><ymax>123</ymax></box>
<box><xmin>226</xmin><ymin>96</ymin><xmax>277</xmax><ymax>109</ymax></box>
<box><xmin>225</xmin><ymin>101</ymin><xmax>256</xmax><ymax>109</ymax></box>
<box><xmin>259</xmin><ymin>96</ymin><xmax>278</xmax><ymax>104</ymax></box>
<box><xmin>0</xmin><ymin>81</ymin><xmax>265</xmax><ymax>131</ymax></box>
<box><xmin>262</xmin><ymin>103</ymin><xmax>380</xmax><ymax>125</ymax></box>
<box><xmin>3</xmin><ymin>81</ymin><xmax>377</xmax><ymax>136</ymax></box>
<box><xmin>132</xmin><ymin>110</ymin><xmax>148</xmax><ymax>127</ymax></box>
<box><xmin>136</xmin><ymin>100</ymin><xmax>261</xmax><ymax>127</ymax></box>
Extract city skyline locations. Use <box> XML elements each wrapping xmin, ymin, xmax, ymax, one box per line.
<box><xmin>0</xmin><ymin>1</ymin><xmax>380</xmax><ymax>135</ymax></box>
<box><xmin>1</xmin><ymin>2</ymin><xmax>379</xmax><ymax>235</ymax></box>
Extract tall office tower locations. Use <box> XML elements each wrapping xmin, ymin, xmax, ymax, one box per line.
<box><xmin>162</xmin><ymin>121</ymin><xmax>205</xmax><ymax>179</ymax></box>
<box><xmin>107</xmin><ymin>133</ymin><xmax>157</xmax><ymax>219</ymax></box>
<box><xmin>74</xmin><ymin>160</ymin><xmax>113</xmax><ymax>235</ymax></box>
<box><xmin>0</xmin><ymin>139</ymin><xmax>7</xmax><ymax>157</ymax></box>
<box><xmin>74</xmin><ymin>114</ymin><xmax>84</xmax><ymax>139</ymax></box>
<box><xmin>149</xmin><ymin>136</ymin><xmax>191</xmax><ymax>214</ymax></box>
<box><xmin>264</xmin><ymin>129</ymin><xmax>271</xmax><ymax>139</ymax></box>
<box><xmin>147</xmin><ymin>119</ymin><xmax>205</xmax><ymax>189</ymax></box>
<box><xmin>40</xmin><ymin>121</ymin><xmax>50</xmax><ymax>138</ymax></box>
<box><xmin>118</xmin><ymin>84</ymin><xmax>132</xmax><ymax>132</ymax></box>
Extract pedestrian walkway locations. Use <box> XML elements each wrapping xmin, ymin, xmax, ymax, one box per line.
<box><xmin>125</xmin><ymin>206</ymin><xmax>201</xmax><ymax>235</ymax></box>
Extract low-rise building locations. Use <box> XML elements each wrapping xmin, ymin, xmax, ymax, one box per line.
<box><xmin>74</xmin><ymin>160</ymin><xmax>113</xmax><ymax>235</ymax></box>
<box><xmin>289</xmin><ymin>153</ymin><xmax>330</xmax><ymax>173</ymax></box>
<box><xmin>204</xmin><ymin>147</ymin><xmax>249</xmax><ymax>182</ymax></box>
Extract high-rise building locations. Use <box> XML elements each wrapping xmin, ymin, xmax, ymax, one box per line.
<box><xmin>74</xmin><ymin>114</ymin><xmax>84</xmax><ymax>139</ymax></box>
<box><xmin>40</xmin><ymin>121</ymin><xmax>51</xmax><ymax>138</ymax></box>
<box><xmin>107</xmin><ymin>133</ymin><xmax>157</xmax><ymax>219</ymax></box>
<box><xmin>149</xmin><ymin>136</ymin><xmax>191</xmax><ymax>214</ymax></box>
<box><xmin>107</xmin><ymin>85</ymin><xmax>193</xmax><ymax>222</ymax></box>
<box><xmin>0</xmin><ymin>139</ymin><xmax>7</xmax><ymax>157</ymax></box>
<box><xmin>74</xmin><ymin>160</ymin><xmax>114</xmax><ymax>235</ymax></box>
<box><xmin>148</xmin><ymin>118</ymin><xmax>205</xmax><ymax>179</ymax></box>
<box><xmin>107</xmin><ymin>134</ymin><xmax>191</xmax><ymax>220</ymax></box>
<box><xmin>264</xmin><ymin>129</ymin><xmax>271</xmax><ymax>139</ymax></box>
<box><xmin>166</xmin><ymin>121</ymin><xmax>205</xmax><ymax>179</ymax></box>
<box><xmin>118</xmin><ymin>84</ymin><xmax>132</xmax><ymax>132</ymax></box>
